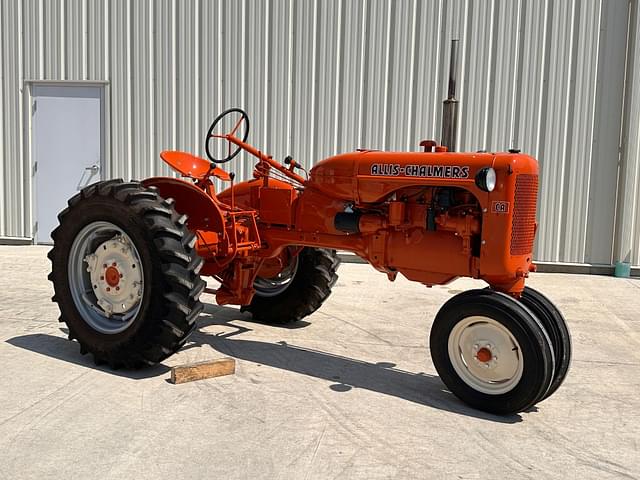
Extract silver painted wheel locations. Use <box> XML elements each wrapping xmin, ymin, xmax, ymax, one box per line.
<box><xmin>253</xmin><ymin>253</ymin><xmax>299</xmax><ymax>298</ymax></box>
<box><xmin>447</xmin><ymin>316</ymin><xmax>523</xmax><ymax>395</ymax></box>
<box><xmin>68</xmin><ymin>221</ymin><xmax>144</xmax><ymax>334</ymax></box>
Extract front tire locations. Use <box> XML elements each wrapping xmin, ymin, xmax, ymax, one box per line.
<box><xmin>241</xmin><ymin>248</ymin><xmax>340</xmax><ymax>324</ymax></box>
<box><xmin>48</xmin><ymin>179</ymin><xmax>205</xmax><ymax>369</ymax></box>
<box><xmin>519</xmin><ymin>286</ymin><xmax>571</xmax><ymax>400</ymax></box>
<box><xmin>430</xmin><ymin>289</ymin><xmax>555</xmax><ymax>414</ymax></box>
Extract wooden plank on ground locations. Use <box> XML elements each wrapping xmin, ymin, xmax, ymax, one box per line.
<box><xmin>170</xmin><ymin>357</ymin><xmax>236</xmax><ymax>384</ymax></box>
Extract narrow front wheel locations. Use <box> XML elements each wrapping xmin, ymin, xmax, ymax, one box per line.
<box><xmin>430</xmin><ymin>289</ymin><xmax>555</xmax><ymax>414</ymax></box>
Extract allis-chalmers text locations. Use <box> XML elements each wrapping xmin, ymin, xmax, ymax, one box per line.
<box><xmin>370</xmin><ymin>163</ymin><xmax>470</xmax><ymax>179</ymax></box>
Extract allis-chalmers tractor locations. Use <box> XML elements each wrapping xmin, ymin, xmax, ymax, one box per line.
<box><xmin>49</xmin><ymin>107</ymin><xmax>571</xmax><ymax>415</ymax></box>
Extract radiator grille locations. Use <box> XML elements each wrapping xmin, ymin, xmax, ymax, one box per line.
<box><xmin>511</xmin><ymin>174</ymin><xmax>538</xmax><ymax>256</ymax></box>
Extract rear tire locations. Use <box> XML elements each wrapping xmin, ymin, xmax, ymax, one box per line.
<box><xmin>241</xmin><ymin>248</ymin><xmax>340</xmax><ymax>324</ymax></box>
<box><xmin>430</xmin><ymin>289</ymin><xmax>555</xmax><ymax>414</ymax></box>
<box><xmin>519</xmin><ymin>286</ymin><xmax>571</xmax><ymax>401</ymax></box>
<box><xmin>48</xmin><ymin>179</ymin><xmax>205</xmax><ymax>369</ymax></box>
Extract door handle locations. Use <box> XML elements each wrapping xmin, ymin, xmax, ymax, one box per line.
<box><xmin>77</xmin><ymin>164</ymin><xmax>101</xmax><ymax>190</ymax></box>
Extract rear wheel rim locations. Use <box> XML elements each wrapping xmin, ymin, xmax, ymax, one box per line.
<box><xmin>447</xmin><ymin>316</ymin><xmax>524</xmax><ymax>395</ymax></box>
<box><xmin>68</xmin><ymin>221</ymin><xmax>144</xmax><ymax>334</ymax></box>
<box><xmin>253</xmin><ymin>252</ymin><xmax>299</xmax><ymax>297</ymax></box>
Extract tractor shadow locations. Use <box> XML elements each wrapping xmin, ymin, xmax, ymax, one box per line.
<box><xmin>6</xmin><ymin>304</ymin><xmax>525</xmax><ymax>422</ymax></box>
<box><xmin>6</xmin><ymin>332</ymin><xmax>170</xmax><ymax>379</ymax></box>
<box><xmin>185</xmin><ymin>304</ymin><xmax>524</xmax><ymax>423</ymax></box>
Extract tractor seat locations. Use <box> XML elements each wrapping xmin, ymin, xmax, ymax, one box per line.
<box><xmin>160</xmin><ymin>150</ymin><xmax>231</xmax><ymax>182</ymax></box>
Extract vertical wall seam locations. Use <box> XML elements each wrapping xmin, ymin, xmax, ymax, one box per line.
<box><xmin>309</xmin><ymin>0</ymin><xmax>318</xmax><ymax>160</ymax></box>
<box><xmin>104</xmin><ymin>0</ymin><xmax>109</xmax><ymax>81</ymax></box>
<box><xmin>509</xmin><ymin>0</ymin><xmax>524</xmax><ymax>148</ymax></box>
<box><xmin>126</xmin><ymin>0</ymin><xmax>132</xmax><ymax>177</ymax></box>
<box><xmin>583</xmin><ymin>0</ymin><xmax>605</xmax><ymax>263</ymax></box>
<box><xmin>357</xmin><ymin>0</ymin><xmax>368</xmax><ymax>147</ymax></box>
<box><xmin>264</xmin><ymin>0</ymin><xmax>273</xmax><ymax>153</ymax></box>
<box><xmin>483</xmin><ymin>0</ymin><xmax>498</xmax><ymax>150</ymax></box>
<box><xmin>171</xmin><ymin>0</ymin><xmax>177</xmax><ymax>151</ymax></box>
<box><xmin>240</xmin><ymin>0</ymin><xmax>245</xmax><ymax>111</ymax></box>
<box><xmin>332</xmin><ymin>0</ymin><xmax>344</xmax><ymax>156</ymax></box>
<box><xmin>0</xmin><ymin>0</ymin><xmax>4</xmax><ymax>235</ymax></box>
<box><xmin>512</xmin><ymin>0</ymin><xmax>527</xmax><ymax>150</ymax></box>
<box><xmin>18</xmin><ymin>0</ymin><xmax>25</xmax><ymax>237</ymax></box>
<box><xmin>289</xmin><ymin>0</ymin><xmax>298</xmax><ymax>157</ymax></box>
<box><xmin>39</xmin><ymin>0</ymin><xmax>44</xmax><ymax>79</ymax></box>
<box><xmin>82</xmin><ymin>0</ymin><xmax>87</xmax><ymax>80</ymax></box>
<box><xmin>536</xmin><ymin>0</ymin><xmax>552</xmax><ymax>161</ymax></box>
<box><xmin>457</xmin><ymin>0</ymin><xmax>470</xmax><ymax>148</ymax></box>
<box><xmin>557</xmin><ymin>0</ymin><xmax>580</xmax><ymax>261</ymax></box>
<box><xmin>287</xmin><ymin>0</ymin><xmax>294</xmax><ymax>154</ymax></box>
<box><xmin>104</xmin><ymin>0</ymin><xmax>110</xmax><ymax>176</ymax></box>
<box><xmin>382</xmin><ymin>1</ymin><xmax>393</xmax><ymax>150</ymax></box>
<box><xmin>262</xmin><ymin>0</ymin><xmax>270</xmax><ymax>149</ymax></box>
<box><xmin>149</xmin><ymin>0</ymin><xmax>155</xmax><ymax>174</ymax></box>
<box><xmin>406</xmin><ymin>0</ymin><xmax>419</xmax><ymax>150</ymax></box>
<box><xmin>194</xmin><ymin>0</ymin><xmax>200</xmax><ymax>153</ymax></box>
<box><xmin>240</xmin><ymin>0</ymin><xmax>246</xmax><ymax>179</ymax></box>
<box><xmin>60</xmin><ymin>0</ymin><xmax>65</xmax><ymax>79</ymax></box>
<box><xmin>534</xmin><ymin>0</ymin><xmax>552</xmax><ymax>257</ymax></box>
<box><xmin>217</xmin><ymin>0</ymin><xmax>222</xmax><ymax>127</ymax></box>
<box><xmin>432</xmin><ymin>0</ymin><xmax>443</xmax><ymax>135</ymax></box>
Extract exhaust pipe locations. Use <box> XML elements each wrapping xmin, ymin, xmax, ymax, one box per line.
<box><xmin>441</xmin><ymin>39</ymin><xmax>460</xmax><ymax>152</ymax></box>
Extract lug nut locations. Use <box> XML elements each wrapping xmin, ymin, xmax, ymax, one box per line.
<box><xmin>106</xmin><ymin>287</ymin><xmax>110</xmax><ymax>292</ymax></box>
<box><xmin>100</xmin><ymin>276</ymin><xmax>104</xmax><ymax>280</ymax></box>
<box><xmin>115</xmin><ymin>286</ymin><xmax>120</xmax><ymax>291</ymax></box>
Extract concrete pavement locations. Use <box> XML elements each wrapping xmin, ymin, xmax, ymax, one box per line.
<box><xmin>0</xmin><ymin>246</ymin><xmax>639</xmax><ymax>479</ymax></box>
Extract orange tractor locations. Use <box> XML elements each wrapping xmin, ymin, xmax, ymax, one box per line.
<box><xmin>49</xmin><ymin>107</ymin><xmax>570</xmax><ymax>414</ymax></box>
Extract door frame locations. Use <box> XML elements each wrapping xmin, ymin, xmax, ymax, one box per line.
<box><xmin>24</xmin><ymin>80</ymin><xmax>110</xmax><ymax>243</ymax></box>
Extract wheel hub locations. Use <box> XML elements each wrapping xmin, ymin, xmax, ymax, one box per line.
<box><xmin>448</xmin><ymin>316</ymin><xmax>523</xmax><ymax>395</ymax></box>
<box><xmin>475</xmin><ymin>346</ymin><xmax>493</xmax><ymax>363</ymax></box>
<box><xmin>84</xmin><ymin>235</ymin><xmax>143</xmax><ymax>317</ymax></box>
<box><xmin>104</xmin><ymin>265</ymin><xmax>121</xmax><ymax>287</ymax></box>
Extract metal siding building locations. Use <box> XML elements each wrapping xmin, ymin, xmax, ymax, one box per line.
<box><xmin>1</xmin><ymin>0</ymin><xmax>639</xmax><ymax>267</ymax></box>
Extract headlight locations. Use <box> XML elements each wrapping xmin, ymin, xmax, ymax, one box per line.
<box><xmin>475</xmin><ymin>167</ymin><xmax>496</xmax><ymax>192</ymax></box>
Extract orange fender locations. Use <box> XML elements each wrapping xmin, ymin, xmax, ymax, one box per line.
<box><xmin>141</xmin><ymin>177</ymin><xmax>226</xmax><ymax>235</ymax></box>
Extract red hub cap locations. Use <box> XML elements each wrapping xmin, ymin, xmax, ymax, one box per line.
<box><xmin>476</xmin><ymin>347</ymin><xmax>492</xmax><ymax>363</ymax></box>
<box><xmin>105</xmin><ymin>266</ymin><xmax>120</xmax><ymax>287</ymax></box>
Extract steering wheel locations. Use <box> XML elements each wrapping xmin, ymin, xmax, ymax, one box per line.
<box><xmin>205</xmin><ymin>108</ymin><xmax>250</xmax><ymax>164</ymax></box>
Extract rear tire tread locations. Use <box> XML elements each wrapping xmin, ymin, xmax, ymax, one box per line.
<box><xmin>48</xmin><ymin>179</ymin><xmax>204</xmax><ymax>369</ymax></box>
<box><xmin>242</xmin><ymin>248</ymin><xmax>339</xmax><ymax>324</ymax></box>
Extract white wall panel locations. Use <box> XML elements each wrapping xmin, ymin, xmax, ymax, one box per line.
<box><xmin>615</xmin><ymin>0</ymin><xmax>640</xmax><ymax>266</ymax></box>
<box><xmin>1</xmin><ymin>0</ymin><xmax>639</xmax><ymax>268</ymax></box>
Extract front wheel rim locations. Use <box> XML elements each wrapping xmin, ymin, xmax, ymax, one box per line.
<box><xmin>447</xmin><ymin>316</ymin><xmax>524</xmax><ymax>395</ymax></box>
<box><xmin>68</xmin><ymin>221</ymin><xmax>144</xmax><ymax>334</ymax></box>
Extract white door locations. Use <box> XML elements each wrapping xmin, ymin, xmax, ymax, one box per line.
<box><xmin>32</xmin><ymin>85</ymin><xmax>104</xmax><ymax>244</ymax></box>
